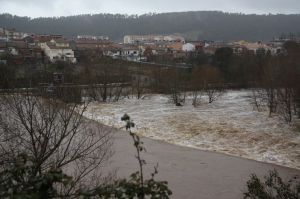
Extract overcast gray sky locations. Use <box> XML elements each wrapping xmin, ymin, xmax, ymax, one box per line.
<box><xmin>1</xmin><ymin>0</ymin><xmax>300</xmax><ymax>18</ymax></box>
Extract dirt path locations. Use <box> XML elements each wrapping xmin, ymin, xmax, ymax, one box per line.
<box><xmin>106</xmin><ymin>130</ymin><xmax>300</xmax><ymax>199</ymax></box>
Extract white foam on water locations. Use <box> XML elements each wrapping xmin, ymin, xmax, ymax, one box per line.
<box><xmin>83</xmin><ymin>90</ymin><xmax>300</xmax><ymax>169</ymax></box>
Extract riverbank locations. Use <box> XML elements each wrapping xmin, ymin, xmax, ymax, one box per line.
<box><xmin>106</xmin><ymin>129</ymin><xmax>300</xmax><ymax>199</ymax></box>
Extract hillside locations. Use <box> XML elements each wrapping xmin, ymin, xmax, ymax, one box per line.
<box><xmin>1</xmin><ymin>11</ymin><xmax>300</xmax><ymax>41</ymax></box>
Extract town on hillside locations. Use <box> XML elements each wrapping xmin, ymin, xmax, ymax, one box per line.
<box><xmin>0</xmin><ymin>27</ymin><xmax>298</xmax><ymax>66</ymax></box>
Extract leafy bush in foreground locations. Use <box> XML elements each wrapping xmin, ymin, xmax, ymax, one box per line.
<box><xmin>244</xmin><ymin>170</ymin><xmax>300</xmax><ymax>199</ymax></box>
<box><xmin>0</xmin><ymin>114</ymin><xmax>172</xmax><ymax>199</ymax></box>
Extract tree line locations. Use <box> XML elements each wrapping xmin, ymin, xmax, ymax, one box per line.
<box><xmin>1</xmin><ymin>11</ymin><xmax>300</xmax><ymax>41</ymax></box>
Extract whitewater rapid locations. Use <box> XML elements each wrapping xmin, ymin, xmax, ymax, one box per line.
<box><xmin>83</xmin><ymin>90</ymin><xmax>300</xmax><ymax>169</ymax></box>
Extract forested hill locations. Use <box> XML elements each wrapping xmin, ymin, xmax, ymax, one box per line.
<box><xmin>1</xmin><ymin>11</ymin><xmax>300</xmax><ymax>41</ymax></box>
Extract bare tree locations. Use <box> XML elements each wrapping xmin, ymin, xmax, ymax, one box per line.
<box><xmin>277</xmin><ymin>88</ymin><xmax>294</xmax><ymax>123</ymax></box>
<box><xmin>81</xmin><ymin>56</ymin><xmax>130</xmax><ymax>102</ymax></box>
<box><xmin>0</xmin><ymin>90</ymin><xmax>112</xmax><ymax>196</ymax></box>
<box><xmin>260</xmin><ymin>57</ymin><xmax>279</xmax><ymax>116</ymax></box>
<box><xmin>250</xmin><ymin>42</ymin><xmax>300</xmax><ymax>123</ymax></box>
<box><xmin>190</xmin><ymin>67</ymin><xmax>203</xmax><ymax>107</ymax></box>
<box><xmin>204</xmin><ymin>85</ymin><xmax>224</xmax><ymax>104</ymax></box>
<box><xmin>131</xmin><ymin>73</ymin><xmax>146</xmax><ymax>99</ymax></box>
<box><xmin>275</xmin><ymin>53</ymin><xmax>299</xmax><ymax>123</ymax></box>
<box><xmin>250</xmin><ymin>88</ymin><xmax>266</xmax><ymax>112</ymax></box>
<box><xmin>198</xmin><ymin>66</ymin><xmax>224</xmax><ymax>104</ymax></box>
<box><xmin>295</xmin><ymin>86</ymin><xmax>300</xmax><ymax>119</ymax></box>
<box><xmin>161</xmin><ymin>68</ymin><xmax>187</xmax><ymax>106</ymax></box>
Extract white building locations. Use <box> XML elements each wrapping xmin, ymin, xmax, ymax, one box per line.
<box><xmin>236</xmin><ymin>41</ymin><xmax>278</xmax><ymax>55</ymax></box>
<box><xmin>124</xmin><ymin>34</ymin><xmax>185</xmax><ymax>44</ymax></box>
<box><xmin>8</xmin><ymin>47</ymin><xmax>18</xmax><ymax>55</ymax></box>
<box><xmin>40</xmin><ymin>39</ymin><xmax>76</xmax><ymax>63</ymax></box>
<box><xmin>121</xmin><ymin>46</ymin><xmax>141</xmax><ymax>61</ymax></box>
<box><xmin>0</xmin><ymin>28</ymin><xmax>29</xmax><ymax>40</ymax></box>
<box><xmin>77</xmin><ymin>35</ymin><xmax>109</xmax><ymax>40</ymax></box>
<box><xmin>182</xmin><ymin>43</ymin><xmax>196</xmax><ymax>52</ymax></box>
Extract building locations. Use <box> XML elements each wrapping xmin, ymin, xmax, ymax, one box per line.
<box><xmin>0</xmin><ymin>28</ymin><xmax>29</xmax><ymax>40</ymax></box>
<box><xmin>40</xmin><ymin>39</ymin><xmax>76</xmax><ymax>63</ymax></box>
<box><xmin>34</xmin><ymin>34</ymin><xmax>64</xmax><ymax>46</ymax></box>
<box><xmin>120</xmin><ymin>45</ymin><xmax>141</xmax><ymax>61</ymax></box>
<box><xmin>124</xmin><ymin>34</ymin><xmax>185</xmax><ymax>44</ymax></box>
<box><xmin>235</xmin><ymin>41</ymin><xmax>282</xmax><ymax>55</ymax></box>
<box><xmin>102</xmin><ymin>44</ymin><xmax>123</xmax><ymax>58</ymax></box>
<box><xmin>182</xmin><ymin>43</ymin><xmax>196</xmax><ymax>52</ymax></box>
<box><xmin>74</xmin><ymin>38</ymin><xmax>112</xmax><ymax>50</ymax></box>
<box><xmin>0</xmin><ymin>39</ymin><xmax>7</xmax><ymax>64</ymax></box>
<box><xmin>182</xmin><ymin>42</ymin><xmax>204</xmax><ymax>52</ymax></box>
<box><xmin>0</xmin><ymin>30</ymin><xmax>8</xmax><ymax>42</ymax></box>
<box><xmin>77</xmin><ymin>35</ymin><xmax>109</xmax><ymax>40</ymax></box>
<box><xmin>167</xmin><ymin>42</ymin><xmax>184</xmax><ymax>52</ymax></box>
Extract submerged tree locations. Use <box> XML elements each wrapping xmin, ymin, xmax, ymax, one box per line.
<box><xmin>162</xmin><ymin>68</ymin><xmax>188</xmax><ymax>106</ymax></box>
<box><xmin>250</xmin><ymin>41</ymin><xmax>300</xmax><ymax>123</ymax></box>
<box><xmin>194</xmin><ymin>65</ymin><xmax>224</xmax><ymax>104</ymax></box>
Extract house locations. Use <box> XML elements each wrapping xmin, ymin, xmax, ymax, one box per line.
<box><xmin>142</xmin><ymin>44</ymin><xmax>159</xmax><ymax>56</ymax></box>
<box><xmin>34</xmin><ymin>34</ymin><xmax>64</xmax><ymax>47</ymax></box>
<box><xmin>40</xmin><ymin>39</ymin><xmax>76</xmax><ymax>63</ymax></box>
<box><xmin>8</xmin><ymin>47</ymin><xmax>18</xmax><ymax>55</ymax></box>
<box><xmin>51</xmin><ymin>38</ymin><xmax>69</xmax><ymax>48</ymax></box>
<box><xmin>182</xmin><ymin>43</ymin><xmax>196</xmax><ymax>52</ymax></box>
<box><xmin>9</xmin><ymin>39</ymin><xmax>27</xmax><ymax>49</ymax></box>
<box><xmin>0</xmin><ymin>28</ymin><xmax>29</xmax><ymax>40</ymax></box>
<box><xmin>202</xmin><ymin>41</ymin><xmax>234</xmax><ymax>55</ymax></box>
<box><xmin>0</xmin><ymin>40</ymin><xmax>7</xmax><ymax>64</ymax></box>
<box><xmin>18</xmin><ymin>46</ymin><xmax>44</xmax><ymax>61</ymax></box>
<box><xmin>102</xmin><ymin>44</ymin><xmax>123</xmax><ymax>58</ymax></box>
<box><xmin>232</xmin><ymin>45</ymin><xmax>247</xmax><ymax>55</ymax></box>
<box><xmin>0</xmin><ymin>31</ymin><xmax>8</xmax><ymax>42</ymax></box>
<box><xmin>266</xmin><ymin>41</ymin><xmax>283</xmax><ymax>55</ymax></box>
<box><xmin>23</xmin><ymin>35</ymin><xmax>35</xmax><ymax>44</ymax></box>
<box><xmin>122</xmin><ymin>46</ymin><xmax>140</xmax><ymax>61</ymax></box>
<box><xmin>235</xmin><ymin>41</ymin><xmax>273</xmax><ymax>54</ymax></box>
<box><xmin>167</xmin><ymin>42</ymin><xmax>183</xmax><ymax>53</ymax></box>
<box><xmin>0</xmin><ymin>39</ymin><xmax>7</xmax><ymax>52</ymax></box>
<box><xmin>182</xmin><ymin>42</ymin><xmax>204</xmax><ymax>52</ymax></box>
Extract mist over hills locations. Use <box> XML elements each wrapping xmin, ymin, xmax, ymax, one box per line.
<box><xmin>1</xmin><ymin>11</ymin><xmax>300</xmax><ymax>41</ymax></box>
